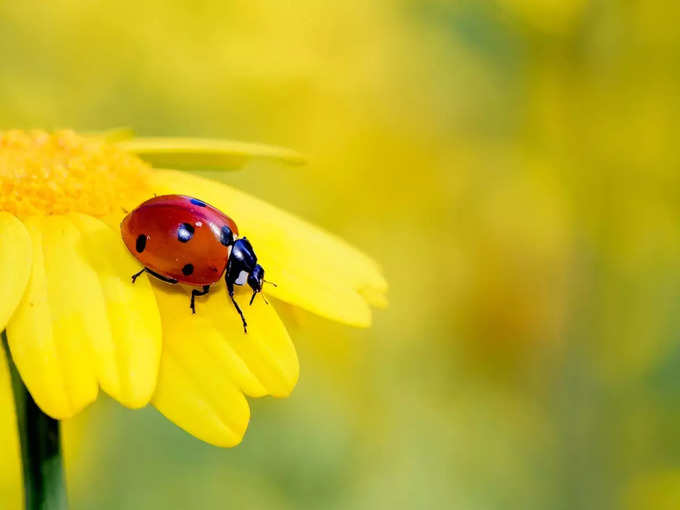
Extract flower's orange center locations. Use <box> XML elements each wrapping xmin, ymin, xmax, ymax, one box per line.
<box><xmin>0</xmin><ymin>130</ymin><xmax>152</xmax><ymax>217</ymax></box>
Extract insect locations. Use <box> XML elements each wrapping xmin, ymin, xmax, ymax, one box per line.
<box><xmin>121</xmin><ymin>194</ymin><xmax>271</xmax><ymax>332</ymax></box>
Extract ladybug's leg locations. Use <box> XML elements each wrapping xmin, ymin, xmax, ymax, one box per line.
<box><xmin>131</xmin><ymin>267</ymin><xmax>179</xmax><ymax>285</ymax></box>
<box><xmin>227</xmin><ymin>280</ymin><xmax>248</xmax><ymax>333</ymax></box>
<box><xmin>190</xmin><ymin>285</ymin><xmax>210</xmax><ymax>314</ymax></box>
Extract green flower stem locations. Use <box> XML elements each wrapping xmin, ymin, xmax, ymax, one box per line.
<box><xmin>2</xmin><ymin>331</ymin><xmax>68</xmax><ymax>510</ymax></box>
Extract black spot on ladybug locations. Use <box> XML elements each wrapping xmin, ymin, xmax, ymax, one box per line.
<box><xmin>220</xmin><ymin>225</ymin><xmax>233</xmax><ymax>246</ymax></box>
<box><xmin>190</xmin><ymin>198</ymin><xmax>207</xmax><ymax>207</ymax></box>
<box><xmin>182</xmin><ymin>263</ymin><xmax>194</xmax><ymax>276</ymax></box>
<box><xmin>177</xmin><ymin>223</ymin><xmax>195</xmax><ymax>243</ymax></box>
<box><xmin>136</xmin><ymin>234</ymin><xmax>147</xmax><ymax>253</ymax></box>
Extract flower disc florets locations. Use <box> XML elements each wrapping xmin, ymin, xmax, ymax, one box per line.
<box><xmin>0</xmin><ymin>130</ymin><xmax>150</xmax><ymax>217</ymax></box>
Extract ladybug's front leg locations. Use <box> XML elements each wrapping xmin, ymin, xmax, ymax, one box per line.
<box><xmin>190</xmin><ymin>285</ymin><xmax>210</xmax><ymax>314</ymax></box>
<box><xmin>227</xmin><ymin>280</ymin><xmax>248</xmax><ymax>334</ymax></box>
<box><xmin>224</xmin><ymin>258</ymin><xmax>248</xmax><ymax>333</ymax></box>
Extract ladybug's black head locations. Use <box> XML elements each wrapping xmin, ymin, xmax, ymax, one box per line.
<box><xmin>248</xmin><ymin>264</ymin><xmax>265</xmax><ymax>302</ymax></box>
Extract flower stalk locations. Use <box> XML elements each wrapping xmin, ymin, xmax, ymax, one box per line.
<box><xmin>2</xmin><ymin>331</ymin><xmax>67</xmax><ymax>510</ymax></box>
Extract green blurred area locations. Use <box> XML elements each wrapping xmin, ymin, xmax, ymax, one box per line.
<box><xmin>2</xmin><ymin>0</ymin><xmax>680</xmax><ymax>508</ymax></box>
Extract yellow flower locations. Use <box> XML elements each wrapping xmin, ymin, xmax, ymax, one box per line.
<box><xmin>0</xmin><ymin>129</ymin><xmax>387</xmax><ymax>446</ymax></box>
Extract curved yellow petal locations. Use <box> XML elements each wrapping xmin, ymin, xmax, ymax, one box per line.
<box><xmin>153</xmin><ymin>348</ymin><xmax>250</xmax><ymax>447</ymax></box>
<box><xmin>199</xmin><ymin>281</ymin><xmax>299</xmax><ymax>396</ymax></box>
<box><xmin>118</xmin><ymin>137</ymin><xmax>305</xmax><ymax>171</ymax></box>
<box><xmin>151</xmin><ymin>280</ymin><xmax>298</xmax><ymax>446</ymax></box>
<box><xmin>148</xmin><ymin>169</ymin><xmax>387</xmax><ymax>327</ymax></box>
<box><xmin>69</xmin><ymin>214</ymin><xmax>162</xmax><ymax>408</ymax></box>
<box><xmin>0</xmin><ymin>343</ymin><xmax>22</xmax><ymax>509</ymax></box>
<box><xmin>0</xmin><ymin>213</ymin><xmax>32</xmax><ymax>331</ymax></box>
<box><xmin>7</xmin><ymin>216</ymin><xmax>100</xmax><ymax>418</ymax></box>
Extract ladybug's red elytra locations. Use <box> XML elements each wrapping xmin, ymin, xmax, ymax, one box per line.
<box><xmin>121</xmin><ymin>194</ymin><xmax>270</xmax><ymax>332</ymax></box>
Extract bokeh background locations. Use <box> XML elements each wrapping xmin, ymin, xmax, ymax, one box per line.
<box><xmin>1</xmin><ymin>1</ymin><xmax>679</xmax><ymax>508</ymax></box>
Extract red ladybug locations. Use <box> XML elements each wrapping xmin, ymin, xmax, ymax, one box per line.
<box><xmin>121</xmin><ymin>194</ymin><xmax>268</xmax><ymax>332</ymax></box>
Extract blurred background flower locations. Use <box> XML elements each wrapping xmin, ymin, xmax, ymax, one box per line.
<box><xmin>1</xmin><ymin>0</ymin><xmax>679</xmax><ymax>508</ymax></box>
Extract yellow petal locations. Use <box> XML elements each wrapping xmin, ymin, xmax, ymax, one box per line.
<box><xmin>7</xmin><ymin>216</ymin><xmax>101</xmax><ymax>418</ymax></box>
<box><xmin>0</xmin><ymin>213</ymin><xmax>32</xmax><ymax>331</ymax></box>
<box><xmin>0</xmin><ymin>343</ymin><xmax>23</xmax><ymax>509</ymax></box>
<box><xmin>151</xmin><ymin>280</ymin><xmax>298</xmax><ymax>446</ymax></box>
<box><xmin>148</xmin><ymin>169</ymin><xmax>387</xmax><ymax>327</ymax></box>
<box><xmin>201</xmin><ymin>281</ymin><xmax>299</xmax><ymax>396</ymax></box>
<box><xmin>118</xmin><ymin>137</ymin><xmax>305</xmax><ymax>171</ymax></box>
<box><xmin>69</xmin><ymin>213</ymin><xmax>162</xmax><ymax>408</ymax></box>
<box><xmin>153</xmin><ymin>348</ymin><xmax>250</xmax><ymax>447</ymax></box>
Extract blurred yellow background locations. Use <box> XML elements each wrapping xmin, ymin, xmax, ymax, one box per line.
<box><xmin>2</xmin><ymin>0</ymin><xmax>680</xmax><ymax>508</ymax></box>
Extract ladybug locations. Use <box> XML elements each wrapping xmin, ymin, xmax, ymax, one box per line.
<box><xmin>121</xmin><ymin>194</ymin><xmax>269</xmax><ymax>332</ymax></box>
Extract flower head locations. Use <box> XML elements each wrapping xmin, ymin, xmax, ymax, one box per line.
<box><xmin>0</xmin><ymin>129</ymin><xmax>386</xmax><ymax>446</ymax></box>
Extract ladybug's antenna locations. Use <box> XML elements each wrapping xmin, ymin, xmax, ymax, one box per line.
<box><xmin>263</xmin><ymin>279</ymin><xmax>278</xmax><ymax>287</ymax></box>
